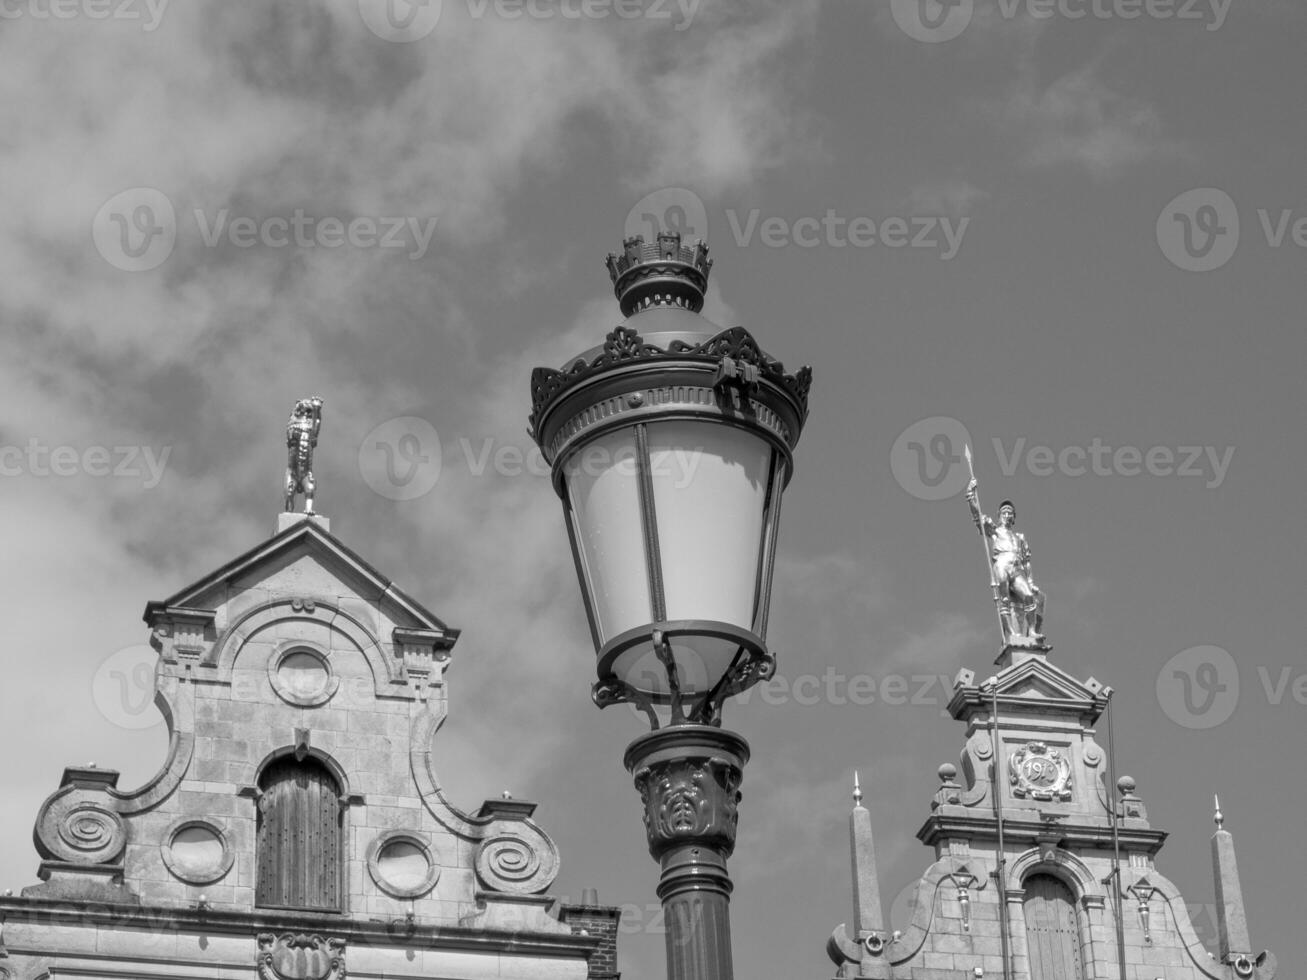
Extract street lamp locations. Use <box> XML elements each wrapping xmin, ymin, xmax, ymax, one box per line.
<box><xmin>528</xmin><ymin>230</ymin><xmax>811</xmax><ymax>980</ymax></box>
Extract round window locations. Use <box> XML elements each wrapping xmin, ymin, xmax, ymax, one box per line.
<box><xmin>172</xmin><ymin>825</ymin><xmax>223</xmax><ymax>870</ymax></box>
<box><xmin>162</xmin><ymin>820</ymin><xmax>233</xmax><ymax>884</ymax></box>
<box><xmin>378</xmin><ymin>840</ymin><xmax>430</xmax><ymax>890</ymax></box>
<box><xmin>279</xmin><ymin>651</ymin><xmax>329</xmax><ymax>698</ymax></box>
<box><xmin>368</xmin><ymin>833</ymin><xmax>440</xmax><ymax>898</ymax></box>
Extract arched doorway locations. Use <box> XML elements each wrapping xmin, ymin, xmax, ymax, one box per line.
<box><xmin>1023</xmin><ymin>873</ymin><xmax>1083</xmax><ymax>980</ymax></box>
<box><xmin>256</xmin><ymin>755</ymin><xmax>343</xmax><ymax>911</ymax></box>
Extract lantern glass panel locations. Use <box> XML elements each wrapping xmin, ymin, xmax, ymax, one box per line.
<box><xmin>645</xmin><ymin>420</ymin><xmax>772</xmax><ymax>630</ymax></box>
<box><xmin>563</xmin><ymin>428</ymin><xmax>650</xmax><ymax>643</ymax></box>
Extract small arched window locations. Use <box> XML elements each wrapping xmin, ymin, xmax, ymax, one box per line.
<box><xmin>255</xmin><ymin>755</ymin><xmax>343</xmax><ymax>911</ymax></box>
<box><xmin>1023</xmin><ymin>873</ymin><xmax>1083</xmax><ymax>980</ymax></box>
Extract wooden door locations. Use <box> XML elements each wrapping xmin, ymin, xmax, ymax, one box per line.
<box><xmin>255</xmin><ymin>756</ymin><xmax>343</xmax><ymax>911</ymax></box>
<box><xmin>1023</xmin><ymin>874</ymin><xmax>1082</xmax><ymax>980</ymax></box>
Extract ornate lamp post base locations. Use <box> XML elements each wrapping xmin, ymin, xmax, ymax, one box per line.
<box><xmin>624</xmin><ymin>725</ymin><xmax>750</xmax><ymax>980</ymax></box>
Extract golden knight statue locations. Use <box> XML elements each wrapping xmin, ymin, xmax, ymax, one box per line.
<box><xmin>284</xmin><ymin>396</ymin><xmax>323</xmax><ymax>514</ymax></box>
<box><xmin>964</xmin><ymin>454</ymin><xmax>1046</xmax><ymax>645</ymax></box>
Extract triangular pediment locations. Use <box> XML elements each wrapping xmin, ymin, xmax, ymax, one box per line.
<box><xmin>948</xmin><ymin>651</ymin><xmax>1112</xmax><ymax>722</ymax></box>
<box><xmin>141</xmin><ymin>517</ymin><xmax>454</xmax><ymax>636</ymax></box>
<box><xmin>993</xmin><ymin>655</ymin><xmax>1107</xmax><ymax>704</ymax></box>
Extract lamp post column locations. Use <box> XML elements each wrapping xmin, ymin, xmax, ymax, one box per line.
<box><xmin>624</xmin><ymin>725</ymin><xmax>750</xmax><ymax>980</ymax></box>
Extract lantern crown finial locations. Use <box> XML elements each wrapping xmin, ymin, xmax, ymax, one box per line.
<box><xmin>606</xmin><ymin>232</ymin><xmax>712</xmax><ymax>317</ymax></box>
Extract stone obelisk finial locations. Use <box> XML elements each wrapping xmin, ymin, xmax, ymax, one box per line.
<box><xmin>1211</xmin><ymin>795</ymin><xmax>1251</xmax><ymax>961</ymax></box>
<box><xmin>850</xmin><ymin>770</ymin><xmax>884</xmax><ymax>938</ymax></box>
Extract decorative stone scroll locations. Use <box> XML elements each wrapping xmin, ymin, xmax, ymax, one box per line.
<box><xmin>34</xmin><ymin>769</ymin><xmax>127</xmax><ymax>866</ymax></box>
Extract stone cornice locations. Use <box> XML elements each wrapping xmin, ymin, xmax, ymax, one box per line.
<box><xmin>0</xmin><ymin>896</ymin><xmax>603</xmax><ymax>959</ymax></box>
<box><xmin>917</xmin><ymin>810</ymin><xmax>1167</xmax><ymax>853</ymax></box>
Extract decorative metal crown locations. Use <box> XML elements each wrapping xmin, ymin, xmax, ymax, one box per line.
<box><xmin>605</xmin><ymin>232</ymin><xmax>712</xmax><ymax>316</ymax></box>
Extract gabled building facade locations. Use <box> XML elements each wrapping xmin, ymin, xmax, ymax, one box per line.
<box><xmin>0</xmin><ymin>512</ymin><xmax>618</xmax><ymax>980</ymax></box>
<box><xmin>827</xmin><ymin>644</ymin><xmax>1276</xmax><ymax>980</ymax></box>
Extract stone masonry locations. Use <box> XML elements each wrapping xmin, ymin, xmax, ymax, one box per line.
<box><xmin>0</xmin><ymin>512</ymin><xmax>619</xmax><ymax>980</ymax></box>
<box><xmin>827</xmin><ymin>645</ymin><xmax>1276</xmax><ymax>980</ymax></box>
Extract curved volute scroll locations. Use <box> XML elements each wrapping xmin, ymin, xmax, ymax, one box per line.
<box><xmin>26</xmin><ymin>766</ymin><xmax>139</xmax><ymax>905</ymax></box>
<box><xmin>470</xmin><ymin>797</ymin><xmax>561</xmax><ymax>896</ymax></box>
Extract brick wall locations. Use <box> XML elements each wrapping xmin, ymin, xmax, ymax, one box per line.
<box><xmin>561</xmin><ymin>903</ymin><xmax>622</xmax><ymax>979</ymax></box>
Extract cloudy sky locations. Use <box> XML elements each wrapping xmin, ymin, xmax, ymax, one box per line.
<box><xmin>1</xmin><ymin>1</ymin><xmax>1303</xmax><ymax>977</ymax></box>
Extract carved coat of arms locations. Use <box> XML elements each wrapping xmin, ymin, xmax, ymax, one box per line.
<box><xmin>1009</xmin><ymin>741</ymin><xmax>1073</xmax><ymax>802</ymax></box>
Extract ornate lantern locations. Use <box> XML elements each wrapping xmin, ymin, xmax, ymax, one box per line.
<box><xmin>528</xmin><ymin>232</ymin><xmax>811</xmax><ymax>728</ymax></box>
<box><xmin>528</xmin><ymin>231</ymin><xmax>811</xmax><ymax>980</ymax></box>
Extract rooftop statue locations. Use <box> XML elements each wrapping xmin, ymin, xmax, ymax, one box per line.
<box><xmin>284</xmin><ymin>396</ymin><xmax>323</xmax><ymax>514</ymax></box>
<box><xmin>964</xmin><ymin>445</ymin><xmax>1046</xmax><ymax>647</ymax></box>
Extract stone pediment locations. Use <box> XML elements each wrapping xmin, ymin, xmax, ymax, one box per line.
<box><xmin>142</xmin><ymin>516</ymin><xmax>457</xmax><ymax>642</ymax></box>
<box><xmin>947</xmin><ymin>651</ymin><xmax>1112</xmax><ymax>724</ymax></box>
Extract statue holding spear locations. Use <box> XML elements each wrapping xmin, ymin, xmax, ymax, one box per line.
<box><xmin>964</xmin><ymin>445</ymin><xmax>1046</xmax><ymax>646</ymax></box>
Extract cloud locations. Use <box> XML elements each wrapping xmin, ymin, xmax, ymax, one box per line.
<box><xmin>989</xmin><ymin>63</ymin><xmax>1183</xmax><ymax>179</ymax></box>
